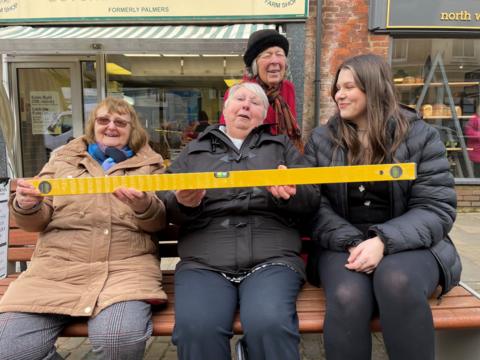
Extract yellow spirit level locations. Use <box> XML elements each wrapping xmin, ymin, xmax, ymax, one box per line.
<box><xmin>28</xmin><ymin>163</ymin><xmax>416</xmax><ymax>196</ymax></box>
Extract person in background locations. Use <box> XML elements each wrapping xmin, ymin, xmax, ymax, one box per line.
<box><xmin>193</xmin><ymin>110</ymin><xmax>210</xmax><ymax>136</ymax></box>
<box><xmin>181</xmin><ymin>120</ymin><xmax>198</xmax><ymax>144</ymax></box>
<box><xmin>162</xmin><ymin>82</ymin><xmax>319</xmax><ymax>360</ymax></box>
<box><xmin>0</xmin><ymin>97</ymin><xmax>167</xmax><ymax>360</ymax></box>
<box><xmin>465</xmin><ymin>105</ymin><xmax>480</xmax><ymax>177</ymax></box>
<box><xmin>220</xmin><ymin>29</ymin><xmax>303</xmax><ymax>151</ymax></box>
<box><xmin>304</xmin><ymin>54</ymin><xmax>461</xmax><ymax>360</ymax></box>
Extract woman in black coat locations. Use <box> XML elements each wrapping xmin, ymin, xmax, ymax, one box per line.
<box><xmin>162</xmin><ymin>82</ymin><xmax>319</xmax><ymax>360</ymax></box>
<box><xmin>304</xmin><ymin>54</ymin><xmax>461</xmax><ymax>360</ymax></box>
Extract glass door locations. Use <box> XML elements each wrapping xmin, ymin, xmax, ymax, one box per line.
<box><xmin>11</xmin><ymin>63</ymin><xmax>82</xmax><ymax>177</ymax></box>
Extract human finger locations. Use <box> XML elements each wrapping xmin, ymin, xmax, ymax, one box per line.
<box><xmin>112</xmin><ymin>187</ymin><xmax>130</xmax><ymax>202</ymax></box>
<box><xmin>176</xmin><ymin>189</ymin><xmax>205</xmax><ymax>207</ymax></box>
<box><xmin>345</xmin><ymin>256</ymin><xmax>368</xmax><ymax>271</ymax></box>
<box><xmin>267</xmin><ymin>186</ymin><xmax>280</xmax><ymax>198</ymax></box>
<box><xmin>283</xmin><ymin>185</ymin><xmax>296</xmax><ymax>196</ymax></box>
<box><xmin>276</xmin><ymin>186</ymin><xmax>291</xmax><ymax>199</ymax></box>
<box><xmin>347</xmin><ymin>246</ymin><xmax>362</xmax><ymax>263</ymax></box>
<box><xmin>364</xmin><ymin>267</ymin><xmax>375</xmax><ymax>274</ymax></box>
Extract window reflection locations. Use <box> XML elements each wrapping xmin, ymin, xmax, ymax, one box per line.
<box><xmin>17</xmin><ymin>68</ymin><xmax>72</xmax><ymax>176</ymax></box>
<box><xmin>392</xmin><ymin>39</ymin><xmax>480</xmax><ymax>179</ymax></box>
<box><xmin>105</xmin><ymin>54</ymin><xmax>243</xmax><ymax>161</ymax></box>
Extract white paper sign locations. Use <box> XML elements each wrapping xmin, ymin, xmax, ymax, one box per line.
<box><xmin>0</xmin><ymin>179</ymin><xmax>9</xmax><ymax>279</ymax></box>
<box><xmin>30</xmin><ymin>91</ymin><xmax>61</xmax><ymax>135</ymax></box>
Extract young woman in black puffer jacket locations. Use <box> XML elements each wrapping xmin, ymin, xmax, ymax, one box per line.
<box><xmin>304</xmin><ymin>53</ymin><xmax>461</xmax><ymax>360</ymax></box>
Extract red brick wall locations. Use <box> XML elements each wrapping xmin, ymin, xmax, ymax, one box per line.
<box><xmin>301</xmin><ymin>0</ymin><xmax>318</xmax><ymax>138</ymax></box>
<box><xmin>302</xmin><ymin>0</ymin><xmax>390</xmax><ymax>131</ymax></box>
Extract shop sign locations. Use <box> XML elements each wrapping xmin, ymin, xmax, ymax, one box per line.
<box><xmin>387</xmin><ymin>0</ymin><xmax>480</xmax><ymax>30</ymax></box>
<box><xmin>0</xmin><ymin>0</ymin><xmax>308</xmax><ymax>24</ymax></box>
<box><xmin>0</xmin><ymin>179</ymin><xmax>9</xmax><ymax>279</ymax></box>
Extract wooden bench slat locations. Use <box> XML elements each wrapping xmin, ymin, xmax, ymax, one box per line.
<box><xmin>4</xmin><ymin>266</ymin><xmax>480</xmax><ymax>335</ymax></box>
<box><xmin>3</xmin><ymin>207</ymin><xmax>480</xmax><ymax>339</ymax></box>
<box><xmin>432</xmin><ymin>308</ymin><xmax>480</xmax><ymax>329</ymax></box>
<box><xmin>431</xmin><ymin>296</ymin><xmax>480</xmax><ymax>309</ymax></box>
<box><xmin>7</xmin><ymin>247</ymin><xmax>35</xmax><ymax>262</ymax></box>
<box><xmin>442</xmin><ymin>286</ymin><xmax>473</xmax><ymax>297</ymax></box>
<box><xmin>33</xmin><ymin>301</ymin><xmax>480</xmax><ymax>337</ymax></box>
<box><xmin>8</xmin><ymin>229</ymin><xmax>38</xmax><ymax>246</ymax></box>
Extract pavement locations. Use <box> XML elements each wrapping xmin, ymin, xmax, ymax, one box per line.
<box><xmin>55</xmin><ymin>212</ymin><xmax>480</xmax><ymax>359</ymax></box>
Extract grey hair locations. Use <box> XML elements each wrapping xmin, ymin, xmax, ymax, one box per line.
<box><xmin>224</xmin><ymin>82</ymin><xmax>269</xmax><ymax>119</ymax></box>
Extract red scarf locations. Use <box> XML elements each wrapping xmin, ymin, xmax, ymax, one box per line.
<box><xmin>257</xmin><ymin>78</ymin><xmax>303</xmax><ymax>153</ymax></box>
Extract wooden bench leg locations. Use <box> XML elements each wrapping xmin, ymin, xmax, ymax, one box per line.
<box><xmin>436</xmin><ymin>329</ymin><xmax>480</xmax><ymax>360</ymax></box>
<box><xmin>6</xmin><ymin>262</ymin><xmax>15</xmax><ymax>275</ymax></box>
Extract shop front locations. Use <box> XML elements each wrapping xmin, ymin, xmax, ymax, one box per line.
<box><xmin>370</xmin><ymin>0</ymin><xmax>480</xmax><ymax>183</ymax></box>
<box><xmin>0</xmin><ymin>0</ymin><xmax>308</xmax><ymax>177</ymax></box>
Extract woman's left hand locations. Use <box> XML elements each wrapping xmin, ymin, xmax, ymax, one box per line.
<box><xmin>113</xmin><ymin>187</ymin><xmax>151</xmax><ymax>214</ymax></box>
<box><xmin>345</xmin><ymin>236</ymin><xmax>385</xmax><ymax>274</ymax></box>
<box><xmin>267</xmin><ymin>165</ymin><xmax>296</xmax><ymax>200</ymax></box>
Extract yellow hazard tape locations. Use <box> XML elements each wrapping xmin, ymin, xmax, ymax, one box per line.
<box><xmin>28</xmin><ymin>163</ymin><xmax>416</xmax><ymax>196</ymax></box>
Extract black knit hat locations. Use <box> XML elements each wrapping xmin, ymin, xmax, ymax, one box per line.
<box><xmin>243</xmin><ymin>29</ymin><xmax>289</xmax><ymax>67</ymax></box>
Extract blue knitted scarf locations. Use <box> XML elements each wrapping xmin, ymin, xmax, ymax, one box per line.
<box><xmin>87</xmin><ymin>143</ymin><xmax>134</xmax><ymax>171</ymax></box>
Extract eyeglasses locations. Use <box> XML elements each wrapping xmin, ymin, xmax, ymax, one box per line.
<box><xmin>95</xmin><ymin>116</ymin><xmax>131</xmax><ymax>128</ymax></box>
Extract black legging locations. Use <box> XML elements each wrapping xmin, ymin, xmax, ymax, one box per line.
<box><xmin>317</xmin><ymin>249</ymin><xmax>440</xmax><ymax>360</ymax></box>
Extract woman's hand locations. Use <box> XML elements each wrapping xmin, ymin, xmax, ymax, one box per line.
<box><xmin>113</xmin><ymin>187</ymin><xmax>151</xmax><ymax>214</ymax></box>
<box><xmin>345</xmin><ymin>236</ymin><xmax>385</xmax><ymax>274</ymax></box>
<box><xmin>267</xmin><ymin>165</ymin><xmax>296</xmax><ymax>200</ymax></box>
<box><xmin>15</xmin><ymin>179</ymin><xmax>43</xmax><ymax>210</ymax></box>
<box><xmin>175</xmin><ymin>189</ymin><xmax>206</xmax><ymax>208</ymax></box>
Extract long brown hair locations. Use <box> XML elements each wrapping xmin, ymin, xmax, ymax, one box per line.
<box><xmin>330</xmin><ymin>54</ymin><xmax>409</xmax><ymax>165</ymax></box>
<box><xmin>85</xmin><ymin>97</ymin><xmax>148</xmax><ymax>152</ymax></box>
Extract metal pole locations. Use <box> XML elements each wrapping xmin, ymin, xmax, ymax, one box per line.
<box><xmin>314</xmin><ymin>0</ymin><xmax>324</xmax><ymax>127</ymax></box>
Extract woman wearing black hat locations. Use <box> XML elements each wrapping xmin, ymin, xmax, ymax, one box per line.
<box><xmin>220</xmin><ymin>29</ymin><xmax>303</xmax><ymax>151</ymax></box>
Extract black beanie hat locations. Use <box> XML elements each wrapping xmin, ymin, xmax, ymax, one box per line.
<box><xmin>243</xmin><ymin>29</ymin><xmax>289</xmax><ymax>67</ymax></box>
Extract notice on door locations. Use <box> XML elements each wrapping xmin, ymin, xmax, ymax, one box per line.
<box><xmin>0</xmin><ymin>179</ymin><xmax>10</xmax><ymax>279</ymax></box>
<box><xmin>30</xmin><ymin>91</ymin><xmax>61</xmax><ymax>135</ymax></box>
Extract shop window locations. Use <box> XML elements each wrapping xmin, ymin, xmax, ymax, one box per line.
<box><xmin>392</xmin><ymin>39</ymin><xmax>408</xmax><ymax>63</ymax></box>
<box><xmin>17</xmin><ymin>68</ymin><xmax>73</xmax><ymax>177</ymax></box>
<box><xmin>392</xmin><ymin>38</ymin><xmax>480</xmax><ymax>180</ymax></box>
<box><xmin>452</xmin><ymin>39</ymin><xmax>475</xmax><ymax>61</ymax></box>
<box><xmin>105</xmin><ymin>54</ymin><xmax>243</xmax><ymax>162</ymax></box>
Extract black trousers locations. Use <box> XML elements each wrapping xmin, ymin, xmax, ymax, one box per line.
<box><xmin>172</xmin><ymin>265</ymin><xmax>303</xmax><ymax>360</ymax></box>
<box><xmin>317</xmin><ymin>249</ymin><xmax>440</xmax><ymax>360</ymax></box>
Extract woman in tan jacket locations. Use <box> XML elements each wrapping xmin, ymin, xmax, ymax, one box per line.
<box><xmin>0</xmin><ymin>97</ymin><xmax>167</xmax><ymax>360</ymax></box>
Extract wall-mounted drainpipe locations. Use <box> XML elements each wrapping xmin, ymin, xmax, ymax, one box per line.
<box><xmin>314</xmin><ymin>0</ymin><xmax>324</xmax><ymax>127</ymax></box>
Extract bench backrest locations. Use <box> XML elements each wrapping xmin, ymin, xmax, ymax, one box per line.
<box><xmin>5</xmin><ymin>186</ymin><xmax>312</xmax><ymax>275</ymax></box>
<box><xmin>7</xmin><ymin>215</ymin><xmax>36</xmax><ymax>274</ymax></box>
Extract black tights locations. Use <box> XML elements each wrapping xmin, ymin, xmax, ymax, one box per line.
<box><xmin>318</xmin><ymin>249</ymin><xmax>440</xmax><ymax>360</ymax></box>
